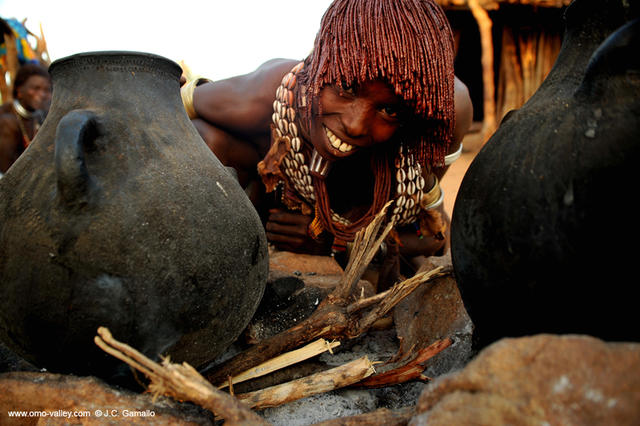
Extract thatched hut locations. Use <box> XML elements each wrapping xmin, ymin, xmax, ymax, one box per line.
<box><xmin>436</xmin><ymin>0</ymin><xmax>572</xmax><ymax>141</ymax></box>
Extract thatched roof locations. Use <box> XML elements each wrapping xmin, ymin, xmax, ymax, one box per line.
<box><xmin>436</xmin><ymin>0</ymin><xmax>572</xmax><ymax>9</ymax></box>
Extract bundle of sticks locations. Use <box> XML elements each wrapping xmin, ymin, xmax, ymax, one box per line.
<box><xmin>95</xmin><ymin>203</ymin><xmax>453</xmax><ymax>423</ymax></box>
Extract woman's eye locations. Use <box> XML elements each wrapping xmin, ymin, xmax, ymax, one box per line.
<box><xmin>380</xmin><ymin>106</ymin><xmax>399</xmax><ymax>118</ymax></box>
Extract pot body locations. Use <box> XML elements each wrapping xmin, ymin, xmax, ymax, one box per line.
<box><xmin>451</xmin><ymin>1</ymin><xmax>640</xmax><ymax>348</ymax></box>
<box><xmin>0</xmin><ymin>52</ymin><xmax>268</xmax><ymax>380</ymax></box>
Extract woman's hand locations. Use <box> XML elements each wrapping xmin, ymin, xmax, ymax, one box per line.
<box><xmin>266</xmin><ymin>209</ymin><xmax>331</xmax><ymax>255</ymax></box>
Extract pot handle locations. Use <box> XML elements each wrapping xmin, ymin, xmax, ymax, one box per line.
<box><xmin>54</xmin><ymin>110</ymin><xmax>98</xmax><ymax>208</ymax></box>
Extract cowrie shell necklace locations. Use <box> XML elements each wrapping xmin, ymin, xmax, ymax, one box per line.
<box><xmin>271</xmin><ymin>63</ymin><xmax>428</xmax><ymax>231</ymax></box>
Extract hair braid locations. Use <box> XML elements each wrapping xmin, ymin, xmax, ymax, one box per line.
<box><xmin>297</xmin><ymin>0</ymin><xmax>455</xmax><ymax>167</ymax></box>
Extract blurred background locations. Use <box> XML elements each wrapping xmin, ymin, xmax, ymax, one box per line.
<box><xmin>0</xmin><ymin>0</ymin><xmax>333</xmax><ymax>82</ymax></box>
<box><xmin>1</xmin><ymin>0</ymin><xmax>572</xmax><ymax>214</ymax></box>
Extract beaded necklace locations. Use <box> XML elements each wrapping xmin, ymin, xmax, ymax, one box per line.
<box><xmin>267</xmin><ymin>63</ymin><xmax>428</xmax><ymax>242</ymax></box>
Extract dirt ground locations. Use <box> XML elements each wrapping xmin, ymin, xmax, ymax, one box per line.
<box><xmin>440</xmin><ymin>130</ymin><xmax>483</xmax><ymax>218</ymax></box>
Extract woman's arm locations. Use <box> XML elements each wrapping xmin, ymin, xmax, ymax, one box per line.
<box><xmin>192</xmin><ymin>58</ymin><xmax>300</xmax><ymax>138</ymax></box>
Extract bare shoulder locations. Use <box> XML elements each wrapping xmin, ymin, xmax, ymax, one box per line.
<box><xmin>194</xmin><ymin>59</ymin><xmax>300</xmax><ymax>136</ymax></box>
<box><xmin>0</xmin><ymin>110</ymin><xmax>18</xmax><ymax>131</ymax></box>
<box><xmin>453</xmin><ymin>76</ymin><xmax>473</xmax><ymax>146</ymax></box>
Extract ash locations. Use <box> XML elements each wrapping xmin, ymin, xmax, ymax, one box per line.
<box><xmin>259</xmin><ymin>329</ymin><xmax>427</xmax><ymax>425</ymax></box>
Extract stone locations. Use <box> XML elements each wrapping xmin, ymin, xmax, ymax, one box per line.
<box><xmin>269</xmin><ymin>250</ymin><xmax>345</xmax><ymax>276</ymax></box>
<box><xmin>0</xmin><ymin>372</ymin><xmax>213</xmax><ymax>425</ymax></box>
<box><xmin>245</xmin><ymin>251</ymin><xmax>375</xmax><ymax>344</ymax></box>
<box><xmin>411</xmin><ymin>334</ymin><xmax>640</xmax><ymax>425</ymax></box>
<box><xmin>393</xmin><ymin>252</ymin><xmax>474</xmax><ymax>377</ymax></box>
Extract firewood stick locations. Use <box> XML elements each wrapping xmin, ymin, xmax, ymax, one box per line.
<box><xmin>204</xmin><ymin>204</ymin><xmax>447</xmax><ymax>386</ymax></box>
<box><xmin>236</xmin><ymin>356</ymin><xmax>376</xmax><ymax>410</ymax></box>
<box><xmin>219</xmin><ymin>339</ymin><xmax>341</xmax><ymax>389</ymax></box>
<box><xmin>206</xmin><ymin>206</ymin><xmax>393</xmax><ymax>385</ymax></box>
<box><xmin>346</xmin><ymin>289</ymin><xmax>391</xmax><ymax>314</ymax></box>
<box><xmin>94</xmin><ymin>327</ymin><xmax>269</xmax><ymax>425</ymax></box>
<box><xmin>205</xmin><ymin>265</ymin><xmax>447</xmax><ymax>385</ymax></box>
<box><xmin>353</xmin><ymin>338</ymin><xmax>452</xmax><ymax>389</ymax></box>
<box><xmin>206</xmin><ymin>303</ymin><xmax>350</xmax><ymax>385</ymax></box>
<box><xmin>335</xmin><ymin>202</ymin><xmax>395</xmax><ymax>300</ymax></box>
<box><xmin>311</xmin><ymin>406</ymin><xmax>414</xmax><ymax>426</ymax></box>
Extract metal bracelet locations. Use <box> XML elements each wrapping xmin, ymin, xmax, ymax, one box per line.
<box><xmin>444</xmin><ymin>142</ymin><xmax>463</xmax><ymax>166</ymax></box>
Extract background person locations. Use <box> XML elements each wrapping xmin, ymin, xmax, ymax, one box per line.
<box><xmin>0</xmin><ymin>62</ymin><xmax>51</xmax><ymax>175</ymax></box>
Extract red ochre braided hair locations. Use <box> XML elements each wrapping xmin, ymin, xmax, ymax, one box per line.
<box><xmin>296</xmin><ymin>0</ymin><xmax>456</xmax><ymax>168</ymax></box>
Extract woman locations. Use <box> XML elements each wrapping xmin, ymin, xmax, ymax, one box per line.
<box><xmin>183</xmin><ymin>0</ymin><xmax>472</xmax><ymax>285</ymax></box>
<box><xmin>0</xmin><ymin>63</ymin><xmax>51</xmax><ymax>174</ymax></box>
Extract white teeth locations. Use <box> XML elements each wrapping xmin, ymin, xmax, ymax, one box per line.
<box><xmin>339</xmin><ymin>142</ymin><xmax>352</xmax><ymax>152</ymax></box>
<box><xmin>325</xmin><ymin>127</ymin><xmax>354</xmax><ymax>152</ymax></box>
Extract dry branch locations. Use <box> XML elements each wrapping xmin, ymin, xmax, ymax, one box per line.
<box><xmin>237</xmin><ymin>356</ymin><xmax>376</xmax><ymax>410</ymax></box>
<box><xmin>204</xmin><ymin>202</ymin><xmax>448</xmax><ymax>386</ymax></box>
<box><xmin>206</xmin><ymin>251</ymin><xmax>450</xmax><ymax>385</ymax></box>
<box><xmin>311</xmin><ymin>406</ymin><xmax>414</xmax><ymax>426</ymax></box>
<box><xmin>94</xmin><ymin>327</ymin><xmax>268</xmax><ymax>425</ymax></box>
<box><xmin>353</xmin><ymin>338</ymin><xmax>452</xmax><ymax>388</ymax></box>
<box><xmin>219</xmin><ymin>339</ymin><xmax>341</xmax><ymax>389</ymax></box>
<box><xmin>206</xmin><ymin>204</ymin><xmax>395</xmax><ymax>384</ymax></box>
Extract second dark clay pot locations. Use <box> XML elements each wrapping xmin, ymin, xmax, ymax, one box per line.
<box><xmin>451</xmin><ymin>0</ymin><xmax>640</xmax><ymax>348</ymax></box>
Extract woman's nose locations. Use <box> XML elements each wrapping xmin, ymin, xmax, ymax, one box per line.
<box><xmin>340</xmin><ymin>101</ymin><xmax>371</xmax><ymax>139</ymax></box>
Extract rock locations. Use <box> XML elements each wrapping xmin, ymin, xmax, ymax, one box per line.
<box><xmin>0</xmin><ymin>341</ymin><xmax>38</xmax><ymax>374</ymax></box>
<box><xmin>246</xmin><ymin>251</ymin><xmax>375</xmax><ymax>344</ymax></box>
<box><xmin>411</xmin><ymin>334</ymin><xmax>640</xmax><ymax>425</ymax></box>
<box><xmin>0</xmin><ymin>372</ymin><xmax>213</xmax><ymax>425</ymax></box>
<box><xmin>269</xmin><ymin>250</ymin><xmax>345</xmax><ymax>276</ymax></box>
<box><xmin>393</xmin><ymin>252</ymin><xmax>474</xmax><ymax>377</ymax></box>
<box><xmin>246</xmin><ymin>273</ymin><xmax>328</xmax><ymax>344</ymax></box>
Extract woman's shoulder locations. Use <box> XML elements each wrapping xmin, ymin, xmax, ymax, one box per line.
<box><xmin>243</xmin><ymin>58</ymin><xmax>302</xmax><ymax>101</ymax></box>
<box><xmin>195</xmin><ymin>59</ymin><xmax>301</xmax><ymax>135</ymax></box>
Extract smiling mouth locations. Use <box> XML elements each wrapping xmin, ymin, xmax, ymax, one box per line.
<box><xmin>325</xmin><ymin>127</ymin><xmax>355</xmax><ymax>153</ymax></box>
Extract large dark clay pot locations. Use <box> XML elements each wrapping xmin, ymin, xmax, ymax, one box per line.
<box><xmin>0</xmin><ymin>52</ymin><xmax>268</xmax><ymax>380</ymax></box>
<box><xmin>451</xmin><ymin>0</ymin><xmax>640</xmax><ymax>348</ymax></box>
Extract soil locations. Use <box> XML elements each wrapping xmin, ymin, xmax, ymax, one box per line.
<box><xmin>441</xmin><ymin>129</ymin><xmax>483</xmax><ymax>218</ymax></box>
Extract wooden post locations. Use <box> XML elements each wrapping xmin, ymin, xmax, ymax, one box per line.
<box><xmin>468</xmin><ymin>0</ymin><xmax>496</xmax><ymax>142</ymax></box>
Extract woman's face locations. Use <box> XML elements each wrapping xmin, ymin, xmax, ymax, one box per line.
<box><xmin>17</xmin><ymin>75</ymin><xmax>52</xmax><ymax>112</ymax></box>
<box><xmin>308</xmin><ymin>79</ymin><xmax>406</xmax><ymax>162</ymax></box>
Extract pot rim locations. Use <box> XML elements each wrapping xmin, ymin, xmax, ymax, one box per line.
<box><xmin>49</xmin><ymin>50</ymin><xmax>182</xmax><ymax>78</ymax></box>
